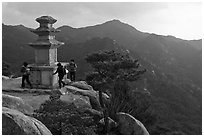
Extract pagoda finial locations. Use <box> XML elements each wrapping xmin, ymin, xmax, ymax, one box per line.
<box><xmin>36</xmin><ymin>16</ymin><xmax>57</xmax><ymax>24</ymax></box>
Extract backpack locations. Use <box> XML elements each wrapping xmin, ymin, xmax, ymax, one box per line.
<box><xmin>69</xmin><ymin>63</ymin><xmax>76</xmax><ymax>72</ymax></box>
<box><xmin>21</xmin><ymin>66</ymin><xmax>30</xmax><ymax>75</ymax></box>
<box><xmin>21</xmin><ymin>66</ymin><xmax>26</xmax><ymax>73</ymax></box>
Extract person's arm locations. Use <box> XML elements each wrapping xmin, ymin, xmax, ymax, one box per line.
<box><xmin>53</xmin><ymin>68</ymin><xmax>58</xmax><ymax>75</ymax></box>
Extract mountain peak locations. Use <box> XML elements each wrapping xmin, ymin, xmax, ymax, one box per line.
<box><xmin>103</xmin><ymin>19</ymin><xmax>122</xmax><ymax>25</ymax></box>
<box><xmin>108</xmin><ymin>19</ymin><xmax>121</xmax><ymax>23</ymax></box>
<box><xmin>16</xmin><ymin>24</ymin><xmax>26</xmax><ymax>28</ymax></box>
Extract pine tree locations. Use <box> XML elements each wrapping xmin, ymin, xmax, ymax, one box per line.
<box><xmin>85</xmin><ymin>50</ymin><xmax>147</xmax><ymax>134</ymax></box>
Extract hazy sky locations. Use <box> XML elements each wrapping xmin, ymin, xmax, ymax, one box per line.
<box><xmin>2</xmin><ymin>2</ymin><xmax>202</xmax><ymax>40</ymax></box>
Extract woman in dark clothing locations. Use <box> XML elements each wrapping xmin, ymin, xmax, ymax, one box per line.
<box><xmin>21</xmin><ymin>62</ymin><xmax>32</xmax><ymax>89</ymax></box>
<box><xmin>53</xmin><ymin>62</ymin><xmax>65</xmax><ymax>88</ymax></box>
<box><xmin>68</xmin><ymin>59</ymin><xmax>77</xmax><ymax>81</ymax></box>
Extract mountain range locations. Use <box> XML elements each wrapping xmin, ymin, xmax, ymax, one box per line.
<box><xmin>2</xmin><ymin>20</ymin><xmax>202</xmax><ymax>134</ymax></box>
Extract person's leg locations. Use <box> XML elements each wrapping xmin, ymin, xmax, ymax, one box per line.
<box><xmin>58</xmin><ymin>79</ymin><xmax>61</xmax><ymax>88</ymax></box>
<box><xmin>21</xmin><ymin>75</ymin><xmax>26</xmax><ymax>88</ymax></box>
<box><xmin>70</xmin><ymin>72</ymin><xmax>73</xmax><ymax>81</ymax></box>
<box><xmin>59</xmin><ymin>76</ymin><xmax>65</xmax><ymax>88</ymax></box>
<box><xmin>25</xmin><ymin>75</ymin><xmax>32</xmax><ymax>88</ymax></box>
<box><xmin>73</xmin><ymin>72</ymin><xmax>76</xmax><ymax>81</ymax></box>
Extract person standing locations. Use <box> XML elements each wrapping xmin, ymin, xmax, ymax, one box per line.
<box><xmin>68</xmin><ymin>59</ymin><xmax>77</xmax><ymax>81</ymax></box>
<box><xmin>21</xmin><ymin>62</ymin><xmax>32</xmax><ymax>89</ymax></box>
<box><xmin>53</xmin><ymin>62</ymin><xmax>65</xmax><ymax>88</ymax></box>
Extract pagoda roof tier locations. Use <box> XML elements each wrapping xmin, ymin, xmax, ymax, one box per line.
<box><xmin>29</xmin><ymin>39</ymin><xmax>64</xmax><ymax>49</ymax></box>
<box><xmin>30</xmin><ymin>28</ymin><xmax>60</xmax><ymax>34</ymax></box>
<box><xmin>36</xmin><ymin>16</ymin><xmax>57</xmax><ymax>24</ymax></box>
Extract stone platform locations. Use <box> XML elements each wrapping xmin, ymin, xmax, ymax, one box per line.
<box><xmin>29</xmin><ymin>65</ymin><xmax>58</xmax><ymax>89</ymax></box>
<box><xmin>2</xmin><ymin>76</ymin><xmax>53</xmax><ymax>94</ymax></box>
<box><xmin>2</xmin><ymin>75</ymin><xmax>70</xmax><ymax>94</ymax></box>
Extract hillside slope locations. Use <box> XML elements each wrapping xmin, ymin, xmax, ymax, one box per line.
<box><xmin>2</xmin><ymin>24</ymin><xmax>36</xmax><ymax>73</ymax></box>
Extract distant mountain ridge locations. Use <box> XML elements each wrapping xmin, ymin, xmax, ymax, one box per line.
<box><xmin>56</xmin><ymin>20</ymin><xmax>201</xmax><ymax>47</ymax></box>
<box><xmin>57</xmin><ymin>20</ymin><xmax>150</xmax><ymax>47</ymax></box>
<box><xmin>2</xmin><ymin>20</ymin><xmax>202</xmax><ymax>134</ymax></box>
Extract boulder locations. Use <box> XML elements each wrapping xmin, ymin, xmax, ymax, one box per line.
<box><xmin>2</xmin><ymin>107</ymin><xmax>52</xmax><ymax>135</ymax></box>
<box><xmin>60</xmin><ymin>92</ymin><xmax>92</xmax><ymax>110</ymax></box>
<box><xmin>65</xmin><ymin>86</ymin><xmax>102</xmax><ymax>110</ymax></box>
<box><xmin>65</xmin><ymin>85</ymin><xmax>97</xmax><ymax>97</ymax></box>
<box><xmin>55</xmin><ymin>85</ymin><xmax>109</xmax><ymax>111</ymax></box>
<box><xmin>116</xmin><ymin>112</ymin><xmax>149</xmax><ymax>135</ymax></box>
<box><xmin>63</xmin><ymin>78</ymin><xmax>72</xmax><ymax>85</ymax></box>
<box><xmin>71</xmin><ymin>81</ymin><xmax>93</xmax><ymax>90</ymax></box>
<box><xmin>51</xmin><ymin>87</ymin><xmax>69</xmax><ymax>96</ymax></box>
<box><xmin>71</xmin><ymin>81</ymin><xmax>109</xmax><ymax>99</ymax></box>
<box><xmin>65</xmin><ymin>85</ymin><xmax>110</xmax><ymax>101</ymax></box>
<box><xmin>51</xmin><ymin>87</ymin><xmax>92</xmax><ymax>109</ymax></box>
<box><xmin>2</xmin><ymin>94</ymin><xmax>33</xmax><ymax>115</ymax></box>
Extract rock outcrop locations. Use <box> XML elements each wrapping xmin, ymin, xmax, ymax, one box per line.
<box><xmin>65</xmin><ymin>85</ymin><xmax>97</xmax><ymax>97</ymax></box>
<box><xmin>60</xmin><ymin>92</ymin><xmax>92</xmax><ymax>110</ymax></box>
<box><xmin>2</xmin><ymin>107</ymin><xmax>52</xmax><ymax>135</ymax></box>
<box><xmin>2</xmin><ymin>78</ymin><xmax>151</xmax><ymax>135</ymax></box>
<box><xmin>71</xmin><ymin>81</ymin><xmax>93</xmax><ymax>90</ymax></box>
<box><xmin>64</xmin><ymin>84</ymin><xmax>109</xmax><ymax>110</ymax></box>
<box><xmin>117</xmin><ymin>112</ymin><xmax>149</xmax><ymax>135</ymax></box>
<box><xmin>53</xmin><ymin>82</ymin><xmax>109</xmax><ymax>111</ymax></box>
<box><xmin>2</xmin><ymin>94</ymin><xmax>33</xmax><ymax>115</ymax></box>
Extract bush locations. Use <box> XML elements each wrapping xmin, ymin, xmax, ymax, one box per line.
<box><xmin>33</xmin><ymin>99</ymin><xmax>98</xmax><ymax>135</ymax></box>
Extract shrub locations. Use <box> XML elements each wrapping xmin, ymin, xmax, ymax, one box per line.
<box><xmin>33</xmin><ymin>99</ymin><xmax>98</xmax><ymax>135</ymax></box>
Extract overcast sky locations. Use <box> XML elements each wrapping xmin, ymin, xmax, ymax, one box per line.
<box><xmin>2</xmin><ymin>2</ymin><xmax>202</xmax><ymax>40</ymax></box>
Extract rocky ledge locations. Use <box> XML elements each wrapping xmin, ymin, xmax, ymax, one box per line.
<box><xmin>2</xmin><ymin>76</ymin><xmax>149</xmax><ymax>135</ymax></box>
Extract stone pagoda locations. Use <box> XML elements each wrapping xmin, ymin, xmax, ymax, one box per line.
<box><xmin>28</xmin><ymin>16</ymin><xmax>64</xmax><ymax>89</ymax></box>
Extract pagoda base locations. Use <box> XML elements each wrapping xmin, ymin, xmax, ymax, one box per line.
<box><xmin>29</xmin><ymin>65</ymin><xmax>58</xmax><ymax>89</ymax></box>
